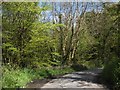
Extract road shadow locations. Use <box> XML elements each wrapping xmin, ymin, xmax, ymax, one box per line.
<box><xmin>59</xmin><ymin>68</ymin><xmax>103</xmax><ymax>84</ymax></box>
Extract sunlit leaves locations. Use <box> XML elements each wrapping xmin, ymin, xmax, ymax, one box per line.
<box><xmin>2</xmin><ymin>2</ymin><xmax>41</xmax><ymax>65</ymax></box>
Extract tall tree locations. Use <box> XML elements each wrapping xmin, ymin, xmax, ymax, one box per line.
<box><xmin>2</xmin><ymin>2</ymin><xmax>41</xmax><ymax>66</ymax></box>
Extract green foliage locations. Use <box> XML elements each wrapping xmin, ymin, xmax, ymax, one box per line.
<box><xmin>102</xmin><ymin>3</ymin><xmax>120</xmax><ymax>90</ymax></box>
<box><xmin>2</xmin><ymin>2</ymin><xmax>61</xmax><ymax>68</ymax></box>
<box><xmin>102</xmin><ymin>57</ymin><xmax>120</xmax><ymax>89</ymax></box>
<box><xmin>71</xmin><ymin>64</ymin><xmax>87</xmax><ymax>71</ymax></box>
<box><xmin>36</xmin><ymin>68</ymin><xmax>48</xmax><ymax>78</ymax></box>
<box><xmin>47</xmin><ymin>67</ymin><xmax>74</xmax><ymax>76</ymax></box>
<box><xmin>24</xmin><ymin>22</ymin><xmax>61</xmax><ymax>68</ymax></box>
<box><xmin>80</xmin><ymin>60</ymin><xmax>96</xmax><ymax>69</ymax></box>
<box><xmin>2</xmin><ymin>2</ymin><xmax>41</xmax><ymax>66</ymax></box>
<box><xmin>2</xmin><ymin>66</ymin><xmax>34</xmax><ymax>88</ymax></box>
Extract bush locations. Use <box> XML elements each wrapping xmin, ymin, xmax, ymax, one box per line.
<box><xmin>37</xmin><ymin>68</ymin><xmax>48</xmax><ymax>78</ymax></box>
<box><xmin>71</xmin><ymin>64</ymin><xmax>87</xmax><ymax>71</ymax></box>
<box><xmin>2</xmin><ymin>66</ymin><xmax>35</xmax><ymax>88</ymax></box>
<box><xmin>102</xmin><ymin>57</ymin><xmax>120</xmax><ymax>90</ymax></box>
<box><xmin>113</xmin><ymin>63</ymin><xmax>120</xmax><ymax>90</ymax></box>
<box><xmin>40</xmin><ymin>67</ymin><xmax>75</xmax><ymax>77</ymax></box>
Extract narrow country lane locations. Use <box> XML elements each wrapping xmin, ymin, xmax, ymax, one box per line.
<box><xmin>40</xmin><ymin>68</ymin><xmax>109</xmax><ymax>89</ymax></box>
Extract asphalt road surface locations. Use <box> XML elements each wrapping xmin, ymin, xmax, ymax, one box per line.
<box><xmin>40</xmin><ymin>68</ymin><xmax>109</xmax><ymax>90</ymax></box>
